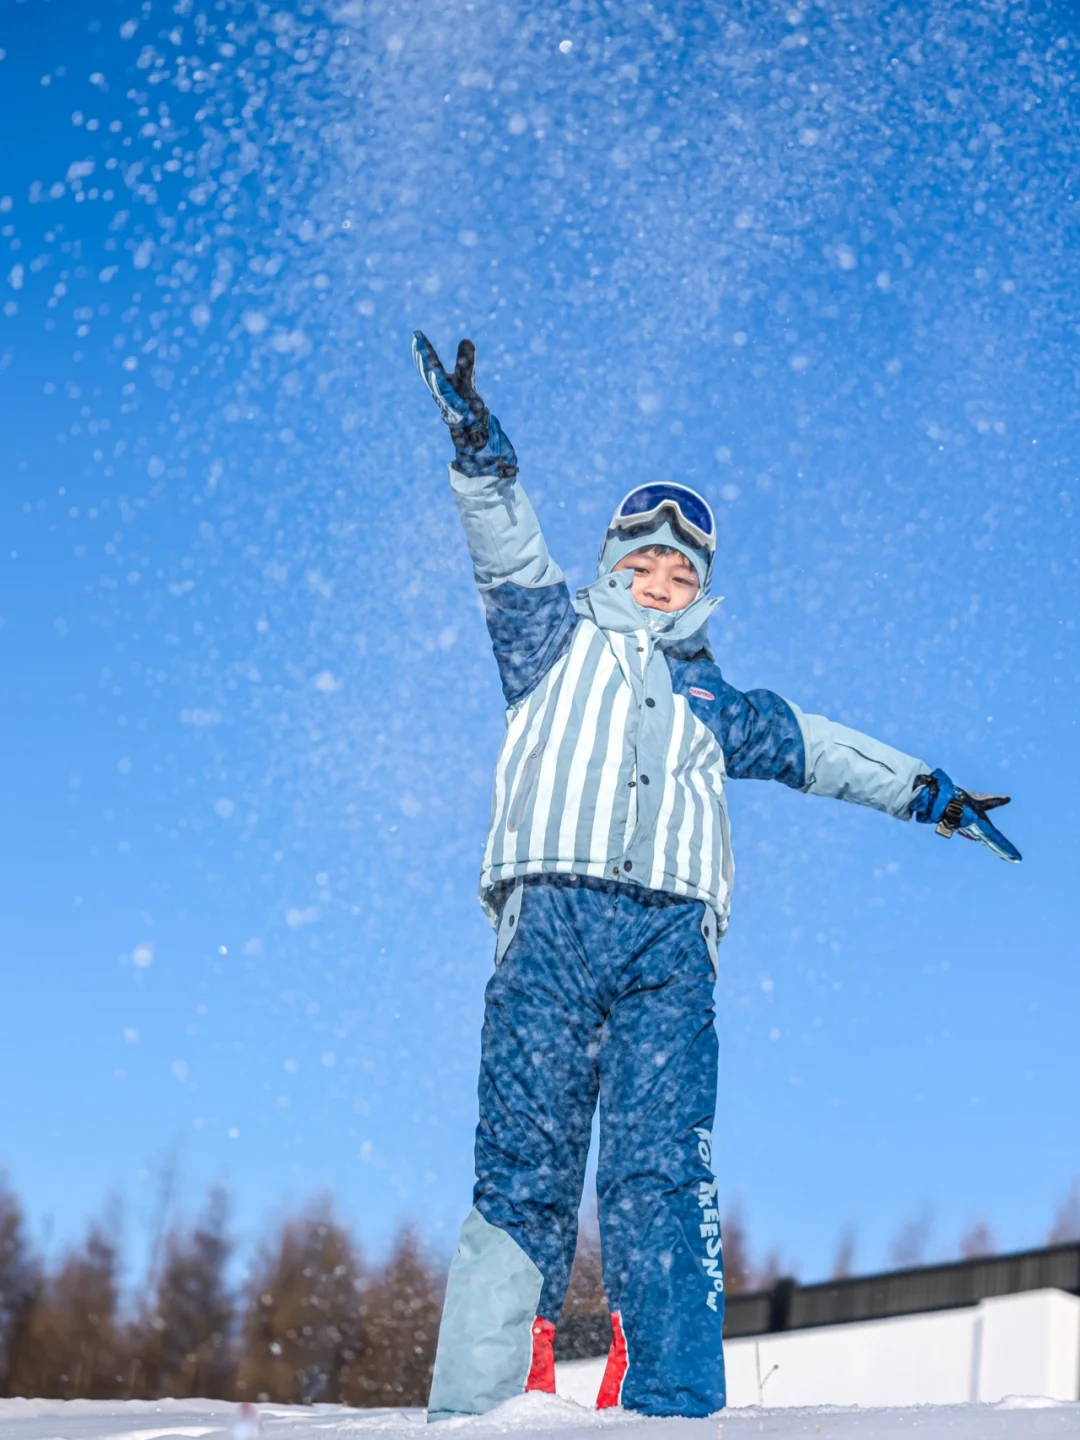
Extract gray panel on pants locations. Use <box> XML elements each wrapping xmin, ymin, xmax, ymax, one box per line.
<box><xmin>427</xmin><ymin>1206</ymin><xmax>543</xmax><ymax>1422</ymax></box>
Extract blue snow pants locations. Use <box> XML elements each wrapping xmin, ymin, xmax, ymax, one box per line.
<box><xmin>428</xmin><ymin>876</ymin><xmax>726</xmax><ymax>1420</ymax></box>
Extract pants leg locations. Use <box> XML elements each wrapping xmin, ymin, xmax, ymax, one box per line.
<box><xmin>595</xmin><ymin>894</ymin><xmax>725</xmax><ymax>1417</ymax></box>
<box><xmin>428</xmin><ymin>881</ymin><xmax>605</xmax><ymax>1420</ymax></box>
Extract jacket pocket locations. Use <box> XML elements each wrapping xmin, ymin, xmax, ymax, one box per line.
<box><xmin>507</xmin><ymin>739</ymin><xmax>546</xmax><ymax>832</ymax></box>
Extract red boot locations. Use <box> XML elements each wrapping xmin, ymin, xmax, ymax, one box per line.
<box><xmin>595</xmin><ymin>1311</ymin><xmax>628</xmax><ymax>1409</ymax></box>
<box><xmin>525</xmin><ymin>1316</ymin><xmax>557</xmax><ymax>1393</ymax></box>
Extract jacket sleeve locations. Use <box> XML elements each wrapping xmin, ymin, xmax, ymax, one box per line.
<box><xmin>449</xmin><ymin>465</ymin><xmax>578</xmax><ymax>708</ymax></box>
<box><xmin>676</xmin><ymin>660</ymin><xmax>927</xmax><ymax>820</ymax></box>
<box><xmin>784</xmin><ymin>699</ymin><xmax>928</xmax><ymax>820</ymax></box>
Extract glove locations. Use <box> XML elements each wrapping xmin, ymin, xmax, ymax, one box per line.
<box><xmin>910</xmin><ymin>768</ymin><xmax>1021</xmax><ymax>863</ymax></box>
<box><xmin>411</xmin><ymin>331</ymin><xmax>518</xmax><ymax>479</ymax></box>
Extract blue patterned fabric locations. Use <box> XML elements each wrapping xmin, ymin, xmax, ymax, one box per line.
<box><xmin>666</xmin><ymin>654</ymin><xmax>806</xmax><ymax>786</ymax></box>
<box><xmin>481</xmin><ymin>581</ymin><xmax>578</xmax><ymax>707</ymax></box>
<box><xmin>471</xmin><ymin>876</ymin><xmax>726</xmax><ymax>1417</ymax></box>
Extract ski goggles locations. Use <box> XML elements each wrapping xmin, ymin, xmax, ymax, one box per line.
<box><xmin>609</xmin><ymin>482</ymin><xmax>716</xmax><ymax>555</ymax></box>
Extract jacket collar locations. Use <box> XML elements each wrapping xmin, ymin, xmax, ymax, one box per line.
<box><xmin>574</xmin><ymin>569</ymin><xmax>718</xmax><ymax>658</ymax></box>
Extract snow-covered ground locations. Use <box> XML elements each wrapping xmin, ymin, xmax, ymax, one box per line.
<box><xmin>2</xmin><ymin>1394</ymin><xmax>1079</xmax><ymax>1440</ymax></box>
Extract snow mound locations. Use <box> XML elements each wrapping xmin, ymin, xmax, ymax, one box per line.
<box><xmin>444</xmin><ymin>1393</ymin><xmax>608</xmax><ymax>1429</ymax></box>
<box><xmin>993</xmin><ymin>1395</ymin><xmax>1065</xmax><ymax>1409</ymax></box>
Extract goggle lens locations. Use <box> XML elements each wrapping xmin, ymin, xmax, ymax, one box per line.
<box><xmin>616</xmin><ymin>483</ymin><xmax>715</xmax><ymax>539</ymax></box>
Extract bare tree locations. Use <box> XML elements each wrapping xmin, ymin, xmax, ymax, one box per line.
<box><xmin>561</xmin><ymin>1223</ymin><xmax>606</xmax><ymax>1318</ymax></box>
<box><xmin>831</xmin><ymin>1224</ymin><xmax>857</xmax><ymax>1280</ymax></box>
<box><xmin>754</xmin><ymin>1249</ymin><xmax>784</xmax><ymax>1290</ymax></box>
<box><xmin>9</xmin><ymin>1214</ymin><xmax>126</xmax><ymax>1399</ymax></box>
<box><xmin>235</xmin><ymin>1200</ymin><xmax>365</xmax><ymax>1405</ymax></box>
<box><xmin>351</xmin><ymin>1226</ymin><xmax>444</xmax><ymax>1407</ymax></box>
<box><xmin>132</xmin><ymin>1188</ymin><xmax>236</xmax><ymax>1399</ymax></box>
<box><xmin>0</xmin><ymin>1180</ymin><xmax>41</xmax><ymax>1396</ymax></box>
<box><xmin>959</xmin><ymin>1216</ymin><xmax>996</xmax><ymax>1259</ymax></box>
<box><xmin>143</xmin><ymin>1145</ymin><xmax>181</xmax><ymax>1297</ymax></box>
<box><xmin>720</xmin><ymin>1205</ymin><xmax>753</xmax><ymax>1294</ymax></box>
<box><xmin>890</xmin><ymin>1205</ymin><xmax>933</xmax><ymax>1269</ymax></box>
<box><xmin>1049</xmin><ymin>1180</ymin><xmax>1080</xmax><ymax>1245</ymax></box>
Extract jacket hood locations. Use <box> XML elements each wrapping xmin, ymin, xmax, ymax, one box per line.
<box><xmin>574</xmin><ymin>568</ymin><xmax>719</xmax><ymax>658</ymax></box>
<box><xmin>597</xmin><ymin>518</ymin><xmax>711</xmax><ymax>589</ymax></box>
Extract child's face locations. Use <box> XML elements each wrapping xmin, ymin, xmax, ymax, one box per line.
<box><xmin>611</xmin><ymin>548</ymin><xmax>701</xmax><ymax>613</ymax></box>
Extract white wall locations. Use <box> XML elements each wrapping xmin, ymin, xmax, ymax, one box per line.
<box><xmin>555</xmin><ymin>1288</ymin><xmax>1080</xmax><ymax>1410</ymax></box>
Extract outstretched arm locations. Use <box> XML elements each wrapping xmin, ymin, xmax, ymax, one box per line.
<box><xmin>412</xmin><ymin>332</ymin><xmax>577</xmax><ymax>707</ymax></box>
<box><xmin>672</xmin><ymin>658</ymin><xmax>1020</xmax><ymax>861</ymax></box>
<box><xmin>786</xmin><ymin>699</ymin><xmax>926</xmax><ymax>819</ymax></box>
<box><xmin>785</xmin><ymin>702</ymin><xmax>1019</xmax><ymax>858</ymax></box>
<box><xmin>675</xmin><ymin>668</ymin><xmax>921</xmax><ymax>815</ymax></box>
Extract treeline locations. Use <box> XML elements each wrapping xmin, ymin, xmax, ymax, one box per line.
<box><xmin>0</xmin><ymin>1183</ymin><xmax>443</xmax><ymax>1405</ymax></box>
<box><xmin>0</xmin><ymin>1176</ymin><xmax>769</xmax><ymax>1405</ymax></box>
<box><xmin>3</xmin><ymin>1171</ymin><xmax>1077</xmax><ymax>1404</ymax></box>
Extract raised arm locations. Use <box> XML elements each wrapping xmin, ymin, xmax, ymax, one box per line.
<box><xmin>670</xmin><ymin>656</ymin><xmax>1020</xmax><ymax>860</ymax></box>
<box><xmin>412</xmin><ymin>332</ymin><xmax>577</xmax><ymax>706</ymax></box>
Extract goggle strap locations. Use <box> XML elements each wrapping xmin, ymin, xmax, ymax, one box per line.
<box><xmin>609</xmin><ymin>499</ymin><xmax>716</xmax><ymax>553</ymax></box>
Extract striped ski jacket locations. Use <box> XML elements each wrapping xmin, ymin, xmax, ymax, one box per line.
<box><xmin>450</xmin><ymin>465</ymin><xmax>928</xmax><ymax>931</ymax></box>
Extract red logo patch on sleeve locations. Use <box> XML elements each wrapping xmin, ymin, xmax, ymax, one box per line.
<box><xmin>688</xmin><ymin>686</ymin><xmax>715</xmax><ymax>702</ymax></box>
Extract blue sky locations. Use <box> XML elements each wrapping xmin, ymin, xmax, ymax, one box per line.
<box><xmin>1</xmin><ymin>0</ymin><xmax>1078</xmax><ymax>1286</ymax></box>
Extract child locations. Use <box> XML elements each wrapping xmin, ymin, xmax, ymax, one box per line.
<box><xmin>411</xmin><ymin>332</ymin><xmax>1019</xmax><ymax>1420</ymax></box>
